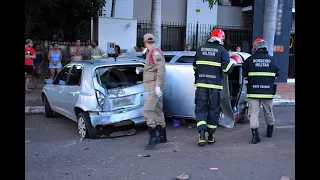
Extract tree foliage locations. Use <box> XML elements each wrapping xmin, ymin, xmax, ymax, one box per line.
<box><xmin>202</xmin><ymin>0</ymin><xmax>222</xmax><ymax>9</ymax></box>
<box><xmin>25</xmin><ymin>0</ymin><xmax>106</xmax><ymax>41</ymax></box>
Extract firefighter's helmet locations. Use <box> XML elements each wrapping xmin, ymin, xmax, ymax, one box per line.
<box><xmin>252</xmin><ymin>38</ymin><xmax>268</xmax><ymax>53</ymax></box>
<box><xmin>230</xmin><ymin>55</ymin><xmax>242</xmax><ymax>64</ymax></box>
<box><xmin>208</xmin><ymin>29</ymin><xmax>225</xmax><ymax>45</ymax></box>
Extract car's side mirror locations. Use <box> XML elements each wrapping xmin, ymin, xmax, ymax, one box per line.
<box><xmin>45</xmin><ymin>78</ymin><xmax>54</xmax><ymax>84</ymax></box>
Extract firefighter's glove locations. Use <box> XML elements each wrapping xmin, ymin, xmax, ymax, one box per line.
<box><xmin>135</xmin><ymin>67</ymin><xmax>144</xmax><ymax>74</ymax></box>
<box><xmin>155</xmin><ymin>86</ymin><xmax>163</xmax><ymax>98</ymax></box>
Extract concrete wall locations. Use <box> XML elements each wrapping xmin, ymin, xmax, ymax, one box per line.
<box><xmin>217</xmin><ymin>5</ymin><xmax>245</xmax><ymax>26</ymax></box>
<box><xmin>133</xmin><ymin>0</ymin><xmax>187</xmax><ymax>23</ymax></box>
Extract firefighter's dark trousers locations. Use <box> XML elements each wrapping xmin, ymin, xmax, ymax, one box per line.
<box><xmin>195</xmin><ymin>87</ymin><xmax>221</xmax><ymax>134</ymax></box>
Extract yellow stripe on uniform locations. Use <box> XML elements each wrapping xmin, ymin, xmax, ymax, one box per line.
<box><xmin>223</xmin><ymin>61</ymin><xmax>235</xmax><ymax>72</ymax></box>
<box><xmin>91</xmin><ymin>56</ymin><xmax>102</xmax><ymax>59</ymax></box>
<box><xmin>248</xmin><ymin>72</ymin><xmax>276</xmax><ymax>77</ymax></box>
<box><xmin>196</xmin><ymin>60</ymin><xmax>221</xmax><ymax>67</ymax></box>
<box><xmin>197</xmin><ymin>121</ymin><xmax>207</xmax><ymax>127</ymax></box>
<box><xmin>207</xmin><ymin>124</ymin><xmax>217</xmax><ymax>129</ymax></box>
<box><xmin>195</xmin><ymin>83</ymin><xmax>223</xmax><ymax>90</ymax></box>
<box><xmin>247</xmin><ymin>94</ymin><xmax>275</xmax><ymax>98</ymax></box>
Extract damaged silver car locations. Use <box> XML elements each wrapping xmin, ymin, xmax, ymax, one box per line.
<box><xmin>42</xmin><ymin>60</ymin><xmax>147</xmax><ymax>139</ymax></box>
<box><xmin>42</xmin><ymin>51</ymin><xmax>251</xmax><ymax>139</ymax></box>
<box><xmin>120</xmin><ymin>51</ymin><xmax>252</xmax><ymax>128</ymax></box>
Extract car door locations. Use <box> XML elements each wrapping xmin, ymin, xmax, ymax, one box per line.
<box><xmin>51</xmin><ymin>65</ymin><xmax>73</xmax><ymax>116</ymax></box>
<box><xmin>62</xmin><ymin>64</ymin><xmax>83</xmax><ymax>121</ymax></box>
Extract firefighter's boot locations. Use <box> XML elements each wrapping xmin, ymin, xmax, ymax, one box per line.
<box><xmin>198</xmin><ymin>130</ymin><xmax>206</xmax><ymax>146</ymax></box>
<box><xmin>156</xmin><ymin>125</ymin><xmax>167</xmax><ymax>143</ymax></box>
<box><xmin>207</xmin><ymin>133</ymin><xmax>215</xmax><ymax>145</ymax></box>
<box><xmin>251</xmin><ymin>128</ymin><xmax>261</xmax><ymax>144</ymax></box>
<box><xmin>146</xmin><ymin>127</ymin><xmax>159</xmax><ymax>149</ymax></box>
<box><xmin>267</xmin><ymin>125</ymin><xmax>273</xmax><ymax>138</ymax></box>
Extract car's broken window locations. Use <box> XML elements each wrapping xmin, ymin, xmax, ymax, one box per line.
<box><xmin>96</xmin><ymin>65</ymin><xmax>144</xmax><ymax>89</ymax></box>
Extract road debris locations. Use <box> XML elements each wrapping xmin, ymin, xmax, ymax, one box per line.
<box><xmin>280</xmin><ymin>176</ymin><xmax>290</xmax><ymax>180</ymax></box>
<box><xmin>176</xmin><ymin>173</ymin><xmax>190</xmax><ymax>180</ymax></box>
<box><xmin>187</xmin><ymin>126</ymin><xmax>192</xmax><ymax>128</ymax></box>
<box><xmin>210</xmin><ymin>168</ymin><xmax>218</xmax><ymax>171</ymax></box>
<box><xmin>138</xmin><ymin>154</ymin><xmax>150</xmax><ymax>157</ymax></box>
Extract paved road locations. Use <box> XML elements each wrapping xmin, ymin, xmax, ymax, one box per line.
<box><xmin>25</xmin><ymin>107</ymin><xmax>295</xmax><ymax>180</ymax></box>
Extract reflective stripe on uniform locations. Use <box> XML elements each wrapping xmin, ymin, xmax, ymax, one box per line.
<box><xmin>247</xmin><ymin>94</ymin><xmax>275</xmax><ymax>98</ymax></box>
<box><xmin>102</xmin><ymin>54</ymin><xmax>107</xmax><ymax>56</ymax></box>
<box><xmin>193</xmin><ymin>67</ymin><xmax>196</xmax><ymax>69</ymax></box>
<box><xmin>197</xmin><ymin>121</ymin><xmax>207</xmax><ymax>127</ymax></box>
<box><xmin>207</xmin><ymin>124</ymin><xmax>217</xmax><ymax>129</ymax></box>
<box><xmin>248</xmin><ymin>72</ymin><xmax>276</xmax><ymax>77</ymax></box>
<box><xmin>91</xmin><ymin>56</ymin><xmax>102</xmax><ymax>59</ymax></box>
<box><xmin>196</xmin><ymin>60</ymin><xmax>221</xmax><ymax>67</ymax></box>
<box><xmin>243</xmin><ymin>77</ymin><xmax>248</xmax><ymax>79</ymax></box>
<box><xmin>195</xmin><ymin>83</ymin><xmax>223</xmax><ymax>90</ymax></box>
<box><xmin>223</xmin><ymin>61</ymin><xmax>235</xmax><ymax>72</ymax></box>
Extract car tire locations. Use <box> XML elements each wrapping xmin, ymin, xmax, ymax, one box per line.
<box><xmin>44</xmin><ymin>95</ymin><xmax>54</xmax><ymax>117</ymax></box>
<box><xmin>238</xmin><ymin>102</ymin><xmax>249</xmax><ymax>123</ymax></box>
<box><xmin>77</xmin><ymin>112</ymin><xmax>99</xmax><ymax>139</ymax></box>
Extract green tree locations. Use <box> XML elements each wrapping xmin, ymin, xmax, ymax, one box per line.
<box><xmin>202</xmin><ymin>0</ymin><xmax>222</xmax><ymax>9</ymax></box>
<box><xmin>25</xmin><ymin>0</ymin><xmax>106</xmax><ymax>41</ymax></box>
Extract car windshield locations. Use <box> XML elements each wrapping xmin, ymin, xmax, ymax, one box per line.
<box><xmin>95</xmin><ymin>65</ymin><xmax>144</xmax><ymax>89</ymax></box>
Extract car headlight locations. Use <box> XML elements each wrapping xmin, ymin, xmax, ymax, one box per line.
<box><xmin>95</xmin><ymin>90</ymin><xmax>105</xmax><ymax>108</ymax></box>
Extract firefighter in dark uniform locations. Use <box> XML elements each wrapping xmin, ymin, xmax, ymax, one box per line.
<box><xmin>193</xmin><ymin>29</ymin><xmax>235</xmax><ymax>146</ymax></box>
<box><xmin>242</xmin><ymin>38</ymin><xmax>280</xmax><ymax>144</ymax></box>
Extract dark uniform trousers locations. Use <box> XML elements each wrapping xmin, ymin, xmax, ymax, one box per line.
<box><xmin>195</xmin><ymin>87</ymin><xmax>220</xmax><ymax>134</ymax></box>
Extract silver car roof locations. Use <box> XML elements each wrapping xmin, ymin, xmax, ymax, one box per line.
<box><xmin>162</xmin><ymin>51</ymin><xmax>196</xmax><ymax>56</ymax></box>
<box><xmin>68</xmin><ymin>58</ymin><xmax>144</xmax><ymax>67</ymax></box>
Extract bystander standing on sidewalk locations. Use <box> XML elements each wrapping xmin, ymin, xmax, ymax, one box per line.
<box><xmin>185</xmin><ymin>44</ymin><xmax>191</xmax><ymax>51</ymax></box>
<box><xmin>69</xmin><ymin>40</ymin><xmax>84</xmax><ymax>61</ymax></box>
<box><xmin>88</xmin><ymin>40</ymin><xmax>107</xmax><ymax>60</ymax></box>
<box><xmin>48</xmin><ymin>43</ymin><xmax>62</xmax><ymax>78</ymax></box>
<box><xmin>25</xmin><ymin>39</ymin><xmax>36</xmax><ymax>93</ymax></box>
<box><xmin>32</xmin><ymin>44</ymin><xmax>45</xmax><ymax>89</ymax></box>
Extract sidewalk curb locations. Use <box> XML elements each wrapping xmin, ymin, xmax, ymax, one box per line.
<box><xmin>25</xmin><ymin>106</ymin><xmax>44</xmax><ymax>115</ymax></box>
<box><xmin>273</xmin><ymin>99</ymin><xmax>295</xmax><ymax>106</ymax></box>
<box><xmin>25</xmin><ymin>99</ymin><xmax>295</xmax><ymax>115</ymax></box>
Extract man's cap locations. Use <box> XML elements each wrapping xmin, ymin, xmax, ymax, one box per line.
<box><xmin>25</xmin><ymin>39</ymin><xmax>33</xmax><ymax>44</ymax></box>
<box><xmin>143</xmin><ymin>33</ymin><xmax>155</xmax><ymax>42</ymax></box>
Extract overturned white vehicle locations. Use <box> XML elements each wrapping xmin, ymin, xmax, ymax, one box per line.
<box><xmin>42</xmin><ymin>51</ymin><xmax>251</xmax><ymax>139</ymax></box>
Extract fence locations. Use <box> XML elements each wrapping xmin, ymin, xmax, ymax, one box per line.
<box><xmin>137</xmin><ymin>20</ymin><xmax>186</xmax><ymax>51</ymax></box>
<box><xmin>137</xmin><ymin>20</ymin><xmax>253</xmax><ymax>52</ymax></box>
<box><xmin>288</xmin><ymin>32</ymin><xmax>295</xmax><ymax>78</ymax></box>
<box><xmin>186</xmin><ymin>24</ymin><xmax>253</xmax><ymax>51</ymax></box>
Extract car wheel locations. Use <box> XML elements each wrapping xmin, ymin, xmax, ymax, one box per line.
<box><xmin>77</xmin><ymin>112</ymin><xmax>99</xmax><ymax>139</ymax></box>
<box><xmin>44</xmin><ymin>95</ymin><xmax>54</xmax><ymax>117</ymax></box>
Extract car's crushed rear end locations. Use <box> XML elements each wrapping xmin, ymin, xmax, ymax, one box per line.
<box><xmin>89</xmin><ymin>62</ymin><xmax>147</xmax><ymax>128</ymax></box>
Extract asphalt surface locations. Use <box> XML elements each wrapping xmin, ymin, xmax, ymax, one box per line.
<box><xmin>25</xmin><ymin>106</ymin><xmax>295</xmax><ymax>180</ymax></box>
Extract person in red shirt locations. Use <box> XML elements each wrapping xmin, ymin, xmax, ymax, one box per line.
<box><xmin>25</xmin><ymin>39</ymin><xmax>36</xmax><ymax>93</ymax></box>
